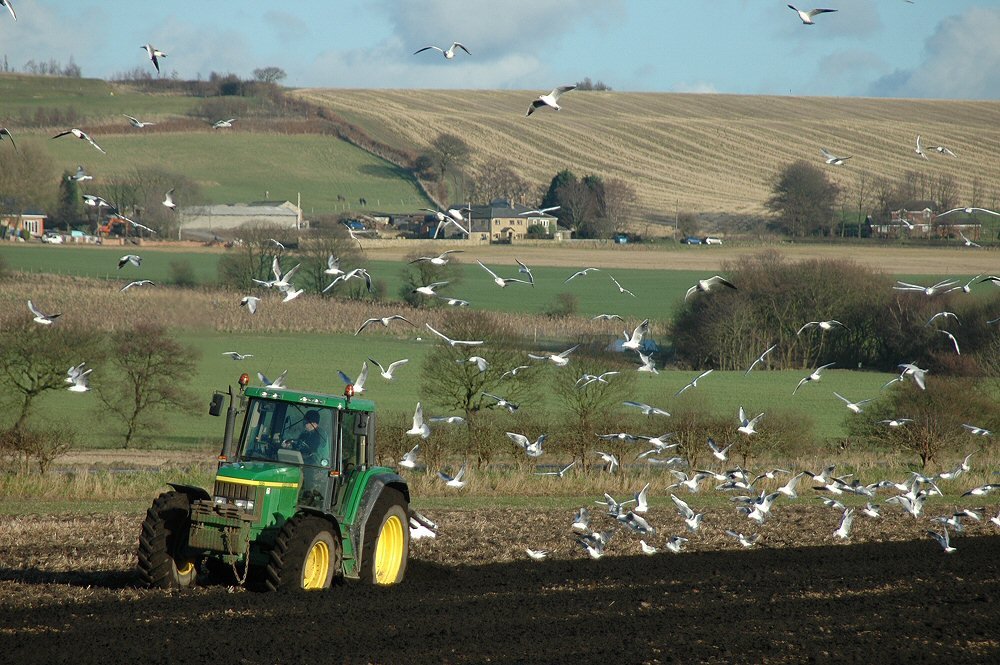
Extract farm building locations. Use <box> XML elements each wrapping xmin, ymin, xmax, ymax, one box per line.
<box><xmin>178</xmin><ymin>200</ymin><xmax>304</xmax><ymax>235</ymax></box>
<box><xmin>1</xmin><ymin>211</ymin><xmax>48</xmax><ymax>240</ymax></box>
<box><xmin>465</xmin><ymin>199</ymin><xmax>568</xmax><ymax>242</ymax></box>
<box><xmin>872</xmin><ymin>204</ymin><xmax>982</xmax><ymax>240</ymax></box>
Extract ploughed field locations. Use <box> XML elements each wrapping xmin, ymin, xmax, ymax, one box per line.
<box><xmin>1</xmin><ymin>507</ymin><xmax>998</xmax><ymax>664</ymax></box>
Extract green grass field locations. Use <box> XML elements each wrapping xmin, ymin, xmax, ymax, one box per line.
<box><xmin>29</xmin><ymin>327</ymin><xmax>896</xmax><ymax>450</ymax></box>
<box><xmin>0</xmin><ymin>74</ymin><xmax>200</xmax><ymax>119</ymax></box>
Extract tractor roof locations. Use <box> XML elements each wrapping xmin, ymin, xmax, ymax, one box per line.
<box><xmin>244</xmin><ymin>386</ymin><xmax>375</xmax><ymax>412</ymax></box>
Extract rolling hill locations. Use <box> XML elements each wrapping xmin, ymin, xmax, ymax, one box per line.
<box><xmin>294</xmin><ymin>88</ymin><xmax>1000</xmax><ymax>224</ymax></box>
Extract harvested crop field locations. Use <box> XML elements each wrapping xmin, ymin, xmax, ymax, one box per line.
<box><xmin>1</xmin><ymin>508</ymin><xmax>998</xmax><ymax>664</ymax></box>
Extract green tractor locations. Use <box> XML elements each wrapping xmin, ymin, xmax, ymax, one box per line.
<box><xmin>137</xmin><ymin>374</ymin><xmax>414</xmax><ymax>591</ymax></box>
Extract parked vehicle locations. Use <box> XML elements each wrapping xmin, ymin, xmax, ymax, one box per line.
<box><xmin>680</xmin><ymin>236</ymin><xmax>702</xmax><ymax>245</ymax></box>
<box><xmin>703</xmin><ymin>237</ymin><xmax>723</xmax><ymax>245</ymax></box>
<box><xmin>41</xmin><ymin>232</ymin><xmax>63</xmax><ymax>244</ymax></box>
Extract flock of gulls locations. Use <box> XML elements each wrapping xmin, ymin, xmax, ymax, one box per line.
<box><xmin>9</xmin><ymin>2</ymin><xmax>998</xmax><ymax>563</ymax></box>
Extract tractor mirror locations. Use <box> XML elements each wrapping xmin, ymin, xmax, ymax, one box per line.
<box><xmin>355</xmin><ymin>412</ymin><xmax>369</xmax><ymax>434</ymax></box>
<box><xmin>209</xmin><ymin>393</ymin><xmax>224</xmax><ymax>417</ymax></box>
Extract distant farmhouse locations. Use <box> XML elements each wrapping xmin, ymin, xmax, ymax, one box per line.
<box><xmin>464</xmin><ymin>199</ymin><xmax>571</xmax><ymax>242</ymax></box>
<box><xmin>178</xmin><ymin>200</ymin><xmax>304</xmax><ymax>237</ymax></box>
<box><xmin>873</xmin><ymin>201</ymin><xmax>982</xmax><ymax>240</ymax></box>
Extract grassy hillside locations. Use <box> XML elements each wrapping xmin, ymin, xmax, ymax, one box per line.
<box><xmin>0</xmin><ymin>74</ymin><xmax>199</xmax><ymax>119</ymax></box>
<box><xmin>295</xmin><ymin>89</ymin><xmax>1000</xmax><ymax>222</ymax></box>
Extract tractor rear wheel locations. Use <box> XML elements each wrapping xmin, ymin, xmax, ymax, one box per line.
<box><xmin>360</xmin><ymin>488</ymin><xmax>409</xmax><ymax>585</ymax></box>
<box><xmin>137</xmin><ymin>491</ymin><xmax>199</xmax><ymax>589</ymax></box>
<box><xmin>265</xmin><ymin>514</ymin><xmax>341</xmax><ymax>591</ymax></box>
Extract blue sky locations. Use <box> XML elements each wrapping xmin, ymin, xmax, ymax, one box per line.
<box><xmin>1</xmin><ymin>0</ymin><xmax>998</xmax><ymax>99</ymax></box>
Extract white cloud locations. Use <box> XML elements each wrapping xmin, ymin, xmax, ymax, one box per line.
<box><xmin>672</xmin><ymin>81</ymin><xmax>718</xmax><ymax>94</ymax></box>
<box><xmin>869</xmin><ymin>8</ymin><xmax>1000</xmax><ymax>99</ymax></box>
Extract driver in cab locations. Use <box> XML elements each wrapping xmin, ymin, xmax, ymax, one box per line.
<box><xmin>282</xmin><ymin>410</ymin><xmax>330</xmax><ymax>465</ymax></box>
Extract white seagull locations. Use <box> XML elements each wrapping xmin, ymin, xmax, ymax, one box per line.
<box><xmin>477</xmin><ymin>260</ymin><xmax>531</xmax><ymax>288</ymax></box>
<box><xmin>640</xmin><ymin>540</ymin><xmax>658</xmax><ymax>555</ymax></box>
<box><xmin>938</xmin><ymin>330</ymin><xmax>960</xmax><ymax>355</ymax></box>
<box><xmin>324</xmin><ymin>255</ymin><xmax>345</xmax><ymax>277</ymax></box>
<box><xmin>68</xmin><ymin>165</ymin><xmax>92</xmax><ymax>182</ymax></box>
<box><xmin>926</xmin><ymin>528</ymin><xmax>956</xmax><ymax>553</ymax></box>
<box><xmin>212</xmin><ymin>118</ymin><xmax>236</xmax><ymax>129</ymax></box>
<box><xmin>525</xmin><ymin>548</ymin><xmax>549</xmax><ymax>561</ymax></box>
<box><xmin>914</xmin><ymin>135</ymin><xmax>928</xmax><ymax>160</ymax></box>
<box><xmin>878</xmin><ymin>418</ymin><xmax>913</xmax><ymax>428</ymax></box>
<box><xmin>141</xmin><ymin>44</ymin><xmax>166</xmax><ymax>73</ymax></box>
<box><xmin>777</xmin><ymin>472</ymin><xmax>806</xmax><ymax>499</ymax></box>
<box><xmin>0</xmin><ymin>127</ymin><xmax>15</xmax><ymax>153</ymax></box>
<box><xmin>120</xmin><ymin>280</ymin><xmax>155</xmax><ymax>292</ymax></box>
<box><xmin>893</xmin><ymin>279</ymin><xmax>958</xmax><ymax>296</ymax></box>
<box><xmin>565</xmin><ymin>267</ymin><xmax>600</xmax><ymax>283</ymax></box>
<box><xmin>834</xmin><ymin>508</ymin><xmax>854</xmax><ymax>540</ymax></box>
<box><xmin>221</xmin><ymin>351</ymin><xmax>253</xmax><ymax>361</ymax></box>
<box><xmin>356</xmin><ymin>314</ymin><xmax>415</xmax><ymax>336</ymax></box>
<box><xmin>671</xmin><ymin>494</ymin><xmax>705</xmax><ymax>532</ymax></box>
<box><xmin>519</xmin><ymin>206</ymin><xmax>560</xmax><ymax>216</ymax></box>
<box><xmin>526</xmin><ymin>85</ymin><xmax>576</xmax><ymax>117</ymax></box>
<box><xmin>637</xmin><ymin>351</ymin><xmax>658</xmax><ymax>374</ymax></box>
<box><xmin>118</xmin><ymin>254</ymin><xmax>141</xmax><ymax>269</ymax></box>
<box><xmin>28</xmin><ymin>300</ymin><xmax>62</xmax><ymax>326</ymax></box>
<box><xmin>406</xmin><ymin>403</ymin><xmax>430</xmax><ymax>439</ymax></box>
<box><xmin>797</xmin><ymin>320</ymin><xmax>845</xmax><ymax>335</ymax></box>
<box><xmin>162</xmin><ymin>188</ymin><xmax>176</xmax><ymax>211</ymax></box>
<box><xmin>744</xmin><ymin>343</ymin><xmax>778</xmax><ymax>375</ymax></box>
<box><xmin>685</xmin><ymin>275</ymin><xmax>737</xmax><ymax>300</ymax></box>
<box><xmin>482</xmin><ymin>392</ymin><xmax>518</xmax><ymax>413</ymax></box>
<box><xmin>123</xmin><ymin>114</ymin><xmax>155</xmax><ymax>128</ymax></box>
<box><xmin>399</xmin><ymin>443</ymin><xmax>421</xmax><ymax>469</ymax></box>
<box><xmin>930</xmin><ymin>143</ymin><xmax>956</xmax><ymax>157</ymax></box>
<box><xmin>623</xmin><ymin>400</ymin><xmax>670</xmax><ymax>417</ymax></box>
<box><xmin>725</xmin><ymin>530</ymin><xmax>759</xmax><ymax>548</ymax></box>
<box><xmin>413</xmin><ymin>42</ymin><xmax>471</xmax><ymax>59</ymax></box>
<box><xmin>506</xmin><ymin>432</ymin><xmax>547</xmax><ymax>458</ymax></box>
<box><xmin>788</xmin><ymin>5</ymin><xmax>837</xmax><ymax>24</ymax></box>
<box><xmin>708</xmin><ymin>437</ymin><xmax>734</xmax><ymax>462</ymax></box>
<box><xmin>792</xmin><ymin>362</ymin><xmax>835</xmax><ymax>395</ymax></box>
<box><xmin>535</xmin><ymin>461</ymin><xmax>576</xmax><ymax>478</ymax></box>
<box><xmin>675</xmin><ymin>369</ymin><xmax>714</xmax><ymax>397</ymax></box>
<box><xmin>961</xmin><ymin>423</ymin><xmax>991</xmax><ymax>437</ymax></box>
<box><xmin>820</xmin><ymin>147</ymin><xmax>850</xmax><ymax>165</ymax></box>
<box><xmin>369</xmin><ymin>357</ymin><xmax>409</xmax><ymax>380</ymax></box>
<box><xmin>1</xmin><ymin>1</ymin><xmax>15</xmax><ymax>21</ymax></box>
<box><xmin>409</xmin><ymin>511</ymin><xmax>437</xmax><ymax>540</ymax></box>
<box><xmin>240</xmin><ymin>296</ymin><xmax>260</xmax><ymax>314</ymax></box>
<box><xmin>609</xmin><ymin>275</ymin><xmax>636</xmax><ymax>297</ymax></box>
<box><xmin>621</xmin><ymin>319</ymin><xmax>650</xmax><ymax>351</ymax></box>
<box><xmin>665</xmin><ymin>536</ymin><xmax>689</xmax><ymax>554</ymax></box>
<box><xmin>938</xmin><ymin>206</ymin><xmax>1000</xmax><ymax>218</ymax></box>
<box><xmin>411</xmin><ymin>280</ymin><xmax>449</xmax><ymax>297</ymax></box>
<box><xmin>52</xmin><ymin>128</ymin><xmax>106</xmax><ymax>154</ymax></box>
<box><xmin>257</xmin><ymin>370</ymin><xmax>287</xmax><ymax>389</ymax></box>
<box><xmin>438</xmin><ymin>464</ymin><xmax>467</xmax><ymax>489</ymax></box>
<box><xmin>425</xmin><ymin>323</ymin><xmax>484</xmax><ymax>347</ymax></box>
<box><xmin>834</xmin><ymin>392</ymin><xmax>872</xmax><ymax>414</ymax></box>
<box><xmin>737</xmin><ymin>406</ymin><xmax>764</xmax><ymax>436</ymax></box>
<box><xmin>528</xmin><ymin>344</ymin><xmax>579</xmax><ymax>366</ymax></box>
<box><xmin>410</xmin><ymin>250</ymin><xmax>463</xmax><ymax>266</ymax></box>
<box><xmin>67</xmin><ymin>367</ymin><xmax>92</xmax><ymax>393</ymax></box>
<box><xmin>337</xmin><ymin>361</ymin><xmax>369</xmax><ymax>394</ymax></box>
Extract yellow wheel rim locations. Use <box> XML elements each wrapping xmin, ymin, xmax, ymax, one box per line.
<box><xmin>302</xmin><ymin>540</ymin><xmax>330</xmax><ymax>590</ymax></box>
<box><xmin>374</xmin><ymin>514</ymin><xmax>404</xmax><ymax>585</ymax></box>
<box><xmin>176</xmin><ymin>560</ymin><xmax>195</xmax><ymax>577</ymax></box>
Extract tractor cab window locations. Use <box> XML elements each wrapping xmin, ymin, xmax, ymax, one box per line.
<box><xmin>241</xmin><ymin>400</ymin><xmax>333</xmax><ymax>468</ymax></box>
<box><xmin>339</xmin><ymin>411</ymin><xmax>369</xmax><ymax>474</ymax></box>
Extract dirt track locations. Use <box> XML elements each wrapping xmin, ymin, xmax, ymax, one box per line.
<box><xmin>1</xmin><ymin>508</ymin><xmax>998</xmax><ymax>664</ymax></box>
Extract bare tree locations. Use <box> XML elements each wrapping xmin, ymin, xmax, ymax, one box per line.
<box><xmin>602</xmin><ymin>178</ymin><xmax>637</xmax><ymax>235</ymax></box>
<box><xmin>470</xmin><ymin>159</ymin><xmax>533</xmax><ymax>205</ymax></box>
<box><xmin>0</xmin><ymin>141</ymin><xmax>59</xmax><ymax>213</ymax></box>
<box><xmin>766</xmin><ymin>161</ymin><xmax>841</xmax><ymax>237</ymax></box>
<box><xmin>429</xmin><ymin>133</ymin><xmax>470</xmax><ymax>182</ymax></box>
<box><xmin>217</xmin><ymin>225</ymin><xmax>289</xmax><ymax>290</ymax></box>
<box><xmin>253</xmin><ymin>66</ymin><xmax>287</xmax><ymax>84</ymax></box>
<box><xmin>97</xmin><ymin>324</ymin><xmax>200</xmax><ymax>449</ymax></box>
<box><xmin>295</xmin><ymin>226</ymin><xmax>365</xmax><ymax>295</ymax></box>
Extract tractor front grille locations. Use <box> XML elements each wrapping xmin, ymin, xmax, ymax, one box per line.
<box><xmin>214</xmin><ymin>479</ymin><xmax>256</xmax><ymax>503</ymax></box>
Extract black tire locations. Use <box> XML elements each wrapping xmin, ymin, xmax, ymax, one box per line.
<box><xmin>137</xmin><ymin>491</ymin><xmax>199</xmax><ymax>589</ymax></box>
<box><xmin>360</xmin><ymin>488</ymin><xmax>409</xmax><ymax>585</ymax></box>
<box><xmin>265</xmin><ymin>514</ymin><xmax>341</xmax><ymax>591</ymax></box>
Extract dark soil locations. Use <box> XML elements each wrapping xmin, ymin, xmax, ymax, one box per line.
<box><xmin>1</xmin><ymin>508</ymin><xmax>998</xmax><ymax>664</ymax></box>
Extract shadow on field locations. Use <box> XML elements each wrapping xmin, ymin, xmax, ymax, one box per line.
<box><xmin>2</xmin><ymin>536</ymin><xmax>999</xmax><ymax>664</ymax></box>
<box><xmin>0</xmin><ymin>567</ymin><xmax>137</xmax><ymax>589</ymax></box>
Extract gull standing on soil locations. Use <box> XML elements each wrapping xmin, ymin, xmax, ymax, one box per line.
<box><xmin>834</xmin><ymin>392</ymin><xmax>872</xmax><ymax>414</ymax></box>
<box><xmin>675</xmin><ymin>369</ymin><xmax>713</xmax><ymax>396</ymax></box>
<box><xmin>792</xmin><ymin>362</ymin><xmax>835</xmax><ymax>395</ymax></box>
<box><xmin>425</xmin><ymin>323</ymin><xmax>484</xmax><ymax>347</ymax></box>
<box><xmin>528</xmin><ymin>344</ymin><xmax>579</xmax><ymax>366</ymax></box>
<box><xmin>788</xmin><ymin>5</ymin><xmax>837</xmax><ymax>24</ymax></box>
<box><xmin>665</xmin><ymin>536</ymin><xmax>689</xmax><ymax>554</ymax></box>
<box><xmin>413</xmin><ymin>42</ymin><xmax>471</xmax><ymax>59</ymax></box>
<box><xmin>28</xmin><ymin>300</ymin><xmax>62</xmax><ymax>326</ymax></box>
<box><xmin>369</xmin><ymin>357</ymin><xmax>409</xmax><ymax>380</ymax></box>
<box><xmin>52</xmin><ymin>128</ymin><xmax>106</xmax><ymax>154</ymax></box>
<box><xmin>240</xmin><ymin>295</ymin><xmax>259</xmax><ymax>314</ymax></box>
<box><xmin>123</xmin><ymin>114</ymin><xmax>155</xmax><ymax>128</ymax></box>
<box><xmin>221</xmin><ymin>351</ymin><xmax>253</xmax><ymax>361</ymax></box>
<box><xmin>571</xmin><ymin>507</ymin><xmax>590</xmax><ymax>532</ymax></box>
<box><xmin>685</xmin><ymin>275</ymin><xmax>737</xmax><ymax>300</ymax></box>
<box><xmin>356</xmin><ymin>314</ymin><xmax>415</xmax><ymax>336</ymax></box>
<box><xmin>609</xmin><ymin>275</ymin><xmax>636</xmax><ymax>297</ymax></box>
<box><xmin>526</xmin><ymin>85</ymin><xmax>576</xmax><ymax>116</ymax></box>
<box><xmin>141</xmin><ymin>44</ymin><xmax>166</xmax><ymax>73</ymax></box>
<box><xmin>820</xmin><ymin>147</ymin><xmax>850</xmax><ymax>165</ymax></box>
<box><xmin>409</xmin><ymin>249</ymin><xmax>463</xmax><ymax>266</ymax></box>
<box><xmin>640</xmin><ymin>540</ymin><xmax>658</xmax><ymax>555</ymax></box>
<box><xmin>0</xmin><ymin>127</ymin><xmax>17</xmax><ymax>152</ymax></box>
<box><xmin>565</xmin><ymin>267</ymin><xmax>600</xmax><ymax>283</ymax></box>
<box><xmin>399</xmin><ymin>443</ymin><xmax>421</xmax><ymax>469</ymax></box>
<box><xmin>409</xmin><ymin>511</ymin><xmax>437</xmax><ymax>540</ymax></box>
<box><xmin>406</xmin><ymin>403</ymin><xmax>430</xmax><ymax>439</ymax></box>
<box><xmin>438</xmin><ymin>464</ymin><xmax>467</xmax><ymax>489</ymax></box>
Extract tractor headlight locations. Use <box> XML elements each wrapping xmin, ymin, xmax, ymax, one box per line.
<box><xmin>234</xmin><ymin>499</ymin><xmax>254</xmax><ymax>512</ymax></box>
<box><xmin>214</xmin><ymin>496</ymin><xmax>227</xmax><ymax>505</ymax></box>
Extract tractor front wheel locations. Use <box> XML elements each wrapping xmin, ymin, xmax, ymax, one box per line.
<box><xmin>265</xmin><ymin>514</ymin><xmax>341</xmax><ymax>591</ymax></box>
<box><xmin>361</xmin><ymin>488</ymin><xmax>409</xmax><ymax>585</ymax></box>
<box><xmin>137</xmin><ymin>491</ymin><xmax>199</xmax><ymax>589</ymax></box>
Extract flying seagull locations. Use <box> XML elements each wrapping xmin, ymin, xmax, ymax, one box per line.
<box><xmin>28</xmin><ymin>300</ymin><xmax>60</xmax><ymax>325</ymax></box>
<box><xmin>68</xmin><ymin>165</ymin><xmax>92</xmax><ymax>182</ymax></box>
<box><xmin>744</xmin><ymin>343</ymin><xmax>778</xmax><ymax>375</ymax></box>
<box><xmin>52</xmin><ymin>128</ymin><xmax>106</xmax><ymax>154</ymax></box>
<box><xmin>240</xmin><ymin>296</ymin><xmax>260</xmax><ymax>314</ymax></box>
<box><xmin>477</xmin><ymin>260</ymin><xmax>531</xmax><ymax>288</ymax></box>
<box><xmin>528</xmin><ymin>344</ymin><xmax>579</xmax><ymax>366</ymax></box>
<box><xmin>257</xmin><ymin>370</ymin><xmax>287</xmax><ymax>389</ymax></box>
<box><xmin>118</xmin><ymin>254</ymin><xmax>141</xmax><ymax>269</ymax></box>
<box><xmin>413</xmin><ymin>42</ymin><xmax>471</xmax><ymax>59</ymax></box>
<box><xmin>1</xmin><ymin>1</ymin><xmax>15</xmax><ymax>21</ymax></box>
<box><xmin>411</xmin><ymin>280</ymin><xmax>449</xmax><ymax>297</ymax></box>
<box><xmin>67</xmin><ymin>367</ymin><xmax>92</xmax><ymax>393</ymax></box>
<box><xmin>609</xmin><ymin>275</ymin><xmax>636</xmax><ymax>297</ymax></box>
<box><xmin>820</xmin><ymin>147</ymin><xmax>850</xmax><ymax>165</ymax></box>
<box><xmin>123</xmin><ymin>114</ymin><xmax>155</xmax><ymax>128</ymax></box>
<box><xmin>526</xmin><ymin>85</ymin><xmax>576</xmax><ymax>117</ymax></box>
<box><xmin>792</xmin><ymin>362</ymin><xmax>835</xmax><ymax>395</ymax></box>
<box><xmin>737</xmin><ymin>406</ymin><xmax>764</xmax><ymax>435</ymax></box>
<box><xmin>409</xmin><ymin>250</ymin><xmax>463</xmax><ymax>266</ymax></box>
<box><xmin>914</xmin><ymin>135</ymin><xmax>928</xmax><ymax>160</ymax></box>
<box><xmin>212</xmin><ymin>118</ymin><xmax>236</xmax><ymax>129</ymax></box>
<box><xmin>438</xmin><ymin>464</ymin><xmax>467</xmax><ymax>489</ymax></box>
<box><xmin>407</xmin><ymin>403</ymin><xmax>430</xmax><ymax>439</ymax></box>
<box><xmin>141</xmin><ymin>44</ymin><xmax>166</xmax><ymax>73</ymax></box>
<box><xmin>788</xmin><ymin>5</ymin><xmax>838</xmax><ymax>24</ymax></box>
<box><xmin>425</xmin><ymin>323</ymin><xmax>484</xmax><ymax>347</ymax></box>
<box><xmin>535</xmin><ymin>461</ymin><xmax>576</xmax><ymax>478</ymax></box>
<box><xmin>506</xmin><ymin>432</ymin><xmax>547</xmax><ymax>458</ymax></box>
<box><xmin>162</xmin><ymin>188</ymin><xmax>176</xmax><ymax>211</ymax></box>
<box><xmin>355</xmin><ymin>314</ymin><xmax>414</xmax><ymax>336</ymax></box>
<box><xmin>399</xmin><ymin>443</ymin><xmax>421</xmax><ymax>468</ymax></box>
<box><xmin>565</xmin><ymin>267</ymin><xmax>600</xmax><ymax>283</ymax></box>
<box><xmin>685</xmin><ymin>275</ymin><xmax>736</xmax><ymax>300</ymax></box>
<box><xmin>0</xmin><ymin>127</ymin><xmax>17</xmax><ymax>152</ymax></box>
<box><xmin>623</xmin><ymin>401</ymin><xmax>670</xmax><ymax>417</ymax></box>
<box><xmin>675</xmin><ymin>369</ymin><xmax>713</xmax><ymax>397</ymax></box>
<box><xmin>797</xmin><ymin>320</ymin><xmax>845</xmax><ymax>335</ymax></box>
<box><xmin>519</xmin><ymin>206</ymin><xmax>560</xmax><ymax>216</ymax></box>
<box><xmin>621</xmin><ymin>319</ymin><xmax>649</xmax><ymax>351</ymax></box>
<box><xmin>337</xmin><ymin>361</ymin><xmax>369</xmax><ymax>394</ymax></box>
<box><xmin>369</xmin><ymin>357</ymin><xmax>409</xmax><ymax>380</ymax></box>
<box><xmin>221</xmin><ymin>352</ymin><xmax>253</xmax><ymax>361</ymax></box>
<box><xmin>834</xmin><ymin>392</ymin><xmax>872</xmax><ymax>414</ymax></box>
<box><xmin>120</xmin><ymin>279</ymin><xmax>155</xmax><ymax>292</ymax></box>
<box><xmin>938</xmin><ymin>206</ymin><xmax>1000</xmax><ymax>218</ymax></box>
